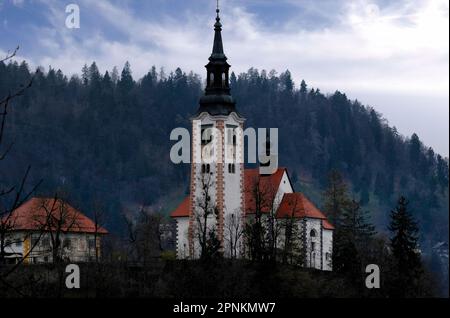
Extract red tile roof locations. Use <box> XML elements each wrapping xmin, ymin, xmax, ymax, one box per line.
<box><xmin>244</xmin><ymin>168</ymin><xmax>287</xmax><ymax>214</ymax></box>
<box><xmin>276</xmin><ymin>193</ymin><xmax>334</xmax><ymax>229</ymax></box>
<box><xmin>322</xmin><ymin>219</ymin><xmax>335</xmax><ymax>230</ymax></box>
<box><xmin>170</xmin><ymin>196</ymin><xmax>190</xmax><ymax>217</ymax></box>
<box><xmin>276</xmin><ymin>192</ymin><xmax>323</xmax><ymax>218</ymax></box>
<box><xmin>170</xmin><ymin>167</ymin><xmax>333</xmax><ymax>230</ymax></box>
<box><xmin>5</xmin><ymin>197</ymin><xmax>108</xmax><ymax>234</ymax></box>
<box><xmin>170</xmin><ymin>168</ymin><xmax>289</xmax><ymax>218</ymax></box>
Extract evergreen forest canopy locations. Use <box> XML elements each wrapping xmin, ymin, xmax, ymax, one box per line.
<box><xmin>0</xmin><ymin>60</ymin><xmax>448</xmax><ymax>252</ymax></box>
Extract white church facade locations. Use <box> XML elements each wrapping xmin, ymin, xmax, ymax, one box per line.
<box><xmin>170</xmin><ymin>6</ymin><xmax>334</xmax><ymax>271</ymax></box>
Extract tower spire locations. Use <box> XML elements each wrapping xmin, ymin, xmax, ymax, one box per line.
<box><xmin>212</xmin><ymin>0</ymin><xmax>224</xmax><ymax>57</ymax></box>
<box><xmin>197</xmin><ymin>2</ymin><xmax>237</xmax><ymax>116</ymax></box>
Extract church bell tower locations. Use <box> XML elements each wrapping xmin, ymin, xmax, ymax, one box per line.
<box><xmin>188</xmin><ymin>4</ymin><xmax>245</xmax><ymax>258</ymax></box>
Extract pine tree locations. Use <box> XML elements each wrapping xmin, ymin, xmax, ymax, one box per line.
<box><xmin>369</xmin><ymin>109</ymin><xmax>382</xmax><ymax>151</ymax></box>
<box><xmin>341</xmin><ymin>200</ymin><xmax>376</xmax><ymax>248</ymax></box>
<box><xmin>88</xmin><ymin>62</ymin><xmax>102</xmax><ymax>106</ymax></box>
<box><xmin>436</xmin><ymin>154</ymin><xmax>449</xmax><ymax>189</ymax></box>
<box><xmin>118</xmin><ymin>61</ymin><xmax>134</xmax><ymax>98</ymax></box>
<box><xmin>102</xmin><ymin>71</ymin><xmax>111</xmax><ymax>86</ymax></box>
<box><xmin>388</xmin><ymin>196</ymin><xmax>423</xmax><ymax>297</ymax></box>
<box><xmin>280</xmin><ymin>70</ymin><xmax>293</xmax><ymax>92</ymax></box>
<box><xmin>299</xmin><ymin>80</ymin><xmax>307</xmax><ymax>102</ymax></box>
<box><xmin>111</xmin><ymin>66</ymin><xmax>119</xmax><ymax>84</ymax></box>
<box><xmin>230</xmin><ymin>71</ymin><xmax>237</xmax><ymax>89</ymax></box>
<box><xmin>81</xmin><ymin>64</ymin><xmax>89</xmax><ymax>85</ymax></box>
<box><xmin>323</xmin><ymin>170</ymin><xmax>350</xmax><ymax>226</ymax></box>
<box><xmin>409</xmin><ymin>133</ymin><xmax>426</xmax><ymax>177</ymax></box>
<box><xmin>334</xmin><ymin>199</ymin><xmax>376</xmax><ymax>287</ymax></box>
<box><xmin>88</xmin><ymin>62</ymin><xmax>101</xmax><ymax>83</ymax></box>
<box><xmin>409</xmin><ymin>133</ymin><xmax>421</xmax><ymax>162</ymax></box>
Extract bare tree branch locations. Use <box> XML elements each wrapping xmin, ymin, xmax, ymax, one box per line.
<box><xmin>0</xmin><ymin>46</ymin><xmax>19</xmax><ymax>63</ymax></box>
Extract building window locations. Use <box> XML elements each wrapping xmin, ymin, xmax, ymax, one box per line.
<box><xmin>79</xmin><ymin>238</ymin><xmax>86</xmax><ymax>251</ymax></box>
<box><xmin>88</xmin><ymin>239</ymin><xmax>95</xmax><ymax>250</ymax></box>
<box><xmin>326</xmin><ymin>252</ymin><xmax>331</xmax><ymax>261</ymax></box>
<box><xmin>42</xmin><ymin>238</ymin><xmax>50</xmax><ymax>249</ymax></box>
<box><xmin>222</xmin><ymin>72</ymin><xmax>226</xmax><ymax>86</ymax></box>
<box><xmin>63</xmin><ymin>238</ymin><xmax>72</xmax><ymax>250</ymax></box>
<box><xmin>226</xmin><ymin>125</ymin><xmax>237</xmax><ymax>165</ymax></box>
<box><xmin>210</xmin><ymin>72</ymin><xmax>214</xmax><ymax>86</ymax></box>
<box><xmin>201</xmin><ymin>125</ymin><xmax>213</xmax><ymax>145</ymax></box>
<box><xmin>201</xmin><ymin>164</ymin><xmax>211</xmax><ymax>174</ymax></box>
<box><xmin>311</xmin><ymin>242</ymin><xmax>315</xmax><ymax>251</ymax></box>
<box><xmin>310</xmin><ymin>229</ymin><xmax>316</xmax><ymax>237</ymax></box>
<box><xmin>30</xmin><ymin>236</ymin><xmax>39</xmax><ymax>248</ymax></box>
<box><xmin>201</xmin><ymin>124</ymin><xmax>214</xmax><ymax>165</ymax></box>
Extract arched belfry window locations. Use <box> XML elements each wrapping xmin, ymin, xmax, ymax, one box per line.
<box><xmin>310</xmin><ymin>229</ymin><xmax>316</xmax><ymax>237</ymax></box>
<box><xmin>210</xmin><ymin>72</ymin><xmax>214</xmax><ymax>86</ymax></box>
<box><xmin>222</xmin><ymin>72</ymin><xmax>226</xmax><ymax>86</ymax></box>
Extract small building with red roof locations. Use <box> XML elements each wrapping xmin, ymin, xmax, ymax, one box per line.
<box><xmin>2</xmin><ymin>197</ymin><xmax>108</xmax><ymax>264</ymax></box>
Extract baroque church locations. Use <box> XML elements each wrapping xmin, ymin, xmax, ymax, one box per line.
<box><xmin>170</xmin><ymin>6</ymin><xmax>334</xmax><ymax>271</ymax></box>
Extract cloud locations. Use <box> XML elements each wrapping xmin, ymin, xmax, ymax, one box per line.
<box><xmin>34</xmin><ymin>0</ymin><xmax>449</xmax><ymax>95</ymax></box>
<box><xmin>1</xmin><ymin>0</ymin><xmax>449</xmax><ymax>154</ymax></box>
<box><xmin>223</xmin><ymin>0</ymin><xmax>449</xmax><ymax>95</ymax></box>
<box><xmin>12</xmin><ymin>0</ymin><xmax>25</xmax><ymax>7</ymax></box>
<box><xmin>16</xmin><ymin>0</ymin><xmax>446</xmax><ymax>93</ymax></box>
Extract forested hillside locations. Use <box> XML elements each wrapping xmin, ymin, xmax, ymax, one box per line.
<box><xmin>0</xmin><ymin>60</ymin><xmax>448</xmax><ymax>252</ymax></box>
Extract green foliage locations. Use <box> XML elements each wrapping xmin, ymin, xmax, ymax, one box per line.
<box><xmin>279</xmin><ymin>215</ymin><xmax>305</xmax><ymax>266</ymax></box>
<box><xmin>388</xmin><ymin>196</ymin><xmax>424</xmax><ymax>297</ymax></box>
<box><xmin>325</xmin><ymin>172</ymin><xmax>376</xmax><ymax>288</ymax></box>
<box><xmin>334</xmin><ymin>199</ymin><xmax>376</xmax><ymax>288</ymax></box>
<box><xmin>160</xmin><ymin>250</ymin><xmax>176</xmax><ymax>261</ymax></box>
<box><xmin>202</xmin><ymin>228</ymin><xmax>222</xmax><ymax>261</ymax></box>
<box><xmin>323</xmin><ymin>170</ymin><xmax>351</xmax><ymax>226</ymax></box>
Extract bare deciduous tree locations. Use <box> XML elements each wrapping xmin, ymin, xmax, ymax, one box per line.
<box><xmin>0</xmin><ymin>47</ymin><xmax>41</xmax><ymax>266</ymax></box>
<box><xmin>224</xmin><ymin>211</ymin><xmax>244</xmax><ymax>259</ymax></box>
<box><xmin>33</xmin><ymin>196</ymin><xmax>80</xmax><ymax>264</ymax></box>
<box><xmin>194</xmin><ymin>171</ymin><xmax>221</xmax><ymax>260</ymax></box>
<box><xmin>279</xmin><ymin>195</ymin><xmax>305</xmax><ymax>265</ymax></box>
<box><xmin>122</xmin><ymin>206</ymin><xmax>164</xmax><ymax>265</ymax></box>
<box><xmin>244</xmin><ymin>174</ymin><xmax>278</xmax><ymax>262</ymax></box>
<box><xmin>91</xmin><ymin>201</ymin><xmax>107</xmax><ymax>263</ymax></box>
<box><xmin>0</xmin><ymin>47</ymin><xmax>43</xmax><ymax>297</ymax></box>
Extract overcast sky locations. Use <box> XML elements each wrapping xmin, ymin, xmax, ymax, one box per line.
<box><xmin>1</xmin><ymin>0</ymin><xmax>448</xmax><ymax>155</ymax></box>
